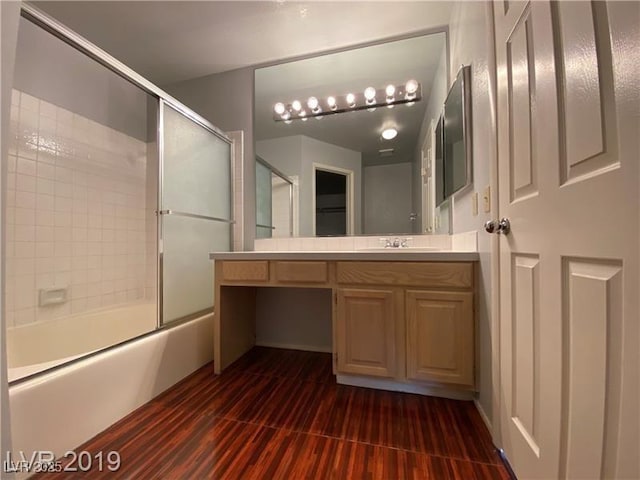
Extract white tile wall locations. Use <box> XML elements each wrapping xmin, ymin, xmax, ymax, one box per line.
<box><xmin>5</xmin><ymin>90</ymin><xmax>155</xmax><ymax>328</ymax></box>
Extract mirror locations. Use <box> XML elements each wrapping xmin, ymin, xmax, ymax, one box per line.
<box><xmin>438</xmin><ymin>65</ymin><xmax>472</xmax><ymax>203</ymax></box>
<box><xmin>254</xmin><ymin>32</ymin><xmax>449</xmax><ymax>237</ymax></box>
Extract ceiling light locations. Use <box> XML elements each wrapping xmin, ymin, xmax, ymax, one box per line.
<box><xmin>274</xmin><ymin>102</ymin><xmax>285</xmax><ymax>115</ymax></box>
<box><xmin>381</xmin><ymin>128</ymin><xmax>398</xmax><ymax>140</ymax></box>
<box><xmin>327</xmin><ymin>96</ymin><xmax>337</xmax><ymax>110</ymax></box>
<box><xmin>346</xmin><ymin>93</ymin><xmax>356</xmax><ymax>107</ymax></box>
<box><xmin>291</xmin><ymin>100</ymin><xmax>302</xmax><ymax>112</ymax></box>
<box><xmin>281</xmin><ymin>110</ymin><xmax>291</xmax><ymax>121</ymax></box>
<box><xmin>299</xmin><ymin>110</ymin><xmax>307</xmax><ymax>121</ymax></box>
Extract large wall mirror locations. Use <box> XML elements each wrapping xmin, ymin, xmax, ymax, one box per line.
<box><xmin>254</xmin><ymin>32</ymin><xmax>450</xmax><ymax>237</ymax></box>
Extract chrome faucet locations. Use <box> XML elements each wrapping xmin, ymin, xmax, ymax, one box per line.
<box><xmin>384</xmin><ymin>237</ymin><xmax>411</xmax><ymax>248</ymax></box>
<box><xmin>385</xmin><ymin>238</ymin><xmax>400</xmax><ymax>248</ymax></box>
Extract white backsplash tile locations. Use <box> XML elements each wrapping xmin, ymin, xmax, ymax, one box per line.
<box><xmin>254</xmin><ymin>232</ymin><xmax>479</xmax><ymax>254</ymax></box>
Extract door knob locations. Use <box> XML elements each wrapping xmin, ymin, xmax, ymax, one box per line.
<box><xmin>484</xmin><ymin>218</ymin><xmax>511</xmax><ymax>235</ymax></box>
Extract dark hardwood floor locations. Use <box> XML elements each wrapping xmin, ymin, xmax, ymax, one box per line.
<box><xmin>35</xmin><ymin>347</ymin><xmax>512</xmax><ymax>479</ymax></box>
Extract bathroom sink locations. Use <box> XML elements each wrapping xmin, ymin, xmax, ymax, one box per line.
<box><xmin>356</xmin><ymin>247</ymin><xmax>441</xmax><ymax>253</ymax></box>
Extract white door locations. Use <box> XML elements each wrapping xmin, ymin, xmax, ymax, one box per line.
<box><xmin>493</xmin><ymin>1</ymin><xmax>639</xmax><ymax>479</ymax></box>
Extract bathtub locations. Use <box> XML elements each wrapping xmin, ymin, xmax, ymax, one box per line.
<box><xmin>7</xmin><ymin>302</ymin><xmax>158</xmax><ymax>382</ymax></box>
<box><xmin>9</xmin><ymin>310</ymin><xmax>214</xmax><ymax>479</ymax></box>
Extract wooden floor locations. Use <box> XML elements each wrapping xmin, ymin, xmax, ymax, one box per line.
<box><xmin>36</xmin><ymin>347</ymin><xmax>512</xmax><ymax>479</ymax></box>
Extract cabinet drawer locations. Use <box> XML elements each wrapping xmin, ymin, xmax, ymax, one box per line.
<box><xmin>221</xmin><ymin>261</ymin><xmax>269</xmax><ymax>282</ymax></box>
<box><xmin>336</xmin><ymin>262</ymin><xmax>473</xmax><ymax>289</ymax></box>
<box><xmin>274</xmin><ymin>261</ymin><xmax>328</xmax><ymax>283</ymax></box>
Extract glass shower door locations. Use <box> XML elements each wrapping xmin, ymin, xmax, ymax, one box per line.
<box><xmin>160</xmin><ymin>102</ymin><xmax>232</xmax><ymax>325</ymax></box>
<box><xmin>255</xmin><ymin>159</ymin><xmax>273</xmax><ymax>238</ymax></box>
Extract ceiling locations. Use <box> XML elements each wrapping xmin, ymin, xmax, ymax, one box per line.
<box><xmin>255</xmin><ymin>33</ymin><xmax>447</xmax><ymax>166</ymax></box>
<box><xmin>33</xmin><ymin>1</ymin><xmax>453</xmax><ymax>86</ymax></box>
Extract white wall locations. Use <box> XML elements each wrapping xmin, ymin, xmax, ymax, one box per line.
<box><xmin>257</xmin><ymin>135</ymin><xmax>362</xmax><ymax>237</ymax></box>
<box><xmin>447</xmin><ymin>0</ymin><xmax>497</xmax><ymax>428</ymax></box>
<box><xmin>256</xmin><ymin>288</ymin><xmax>332</xmax><ymax>352</ymax></box>
<box><xmin>364</xmin><ymin>162</ymin><xmax>413</xmax><ymax>234</ymax></box>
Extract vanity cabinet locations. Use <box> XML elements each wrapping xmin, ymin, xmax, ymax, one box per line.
<box><xmin>406</xmin><ymin>290</ymin><xmax>474</xmax><ymax>386</ymax></box>
<box><xmin>213</xmin><ymin>256</ymin><xmax>477</xmax><ymax>393</ymax></box>
<box><xmin>336</xmin><ymin>288</ymin><xmax>398</xmax><ymax>378</ymax></box>
<box><xmin>334</xmin><ymin>261</ymin><xmax>475</xmax><ymax>389</ymax></box>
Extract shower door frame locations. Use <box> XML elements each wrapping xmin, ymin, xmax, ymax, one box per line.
<box><xmin>20</xmin><ymin>4</ymin><xmax>234</xmax><ymax>332</ymax></box>
<box><xmin>255</xmin><ymin>156</ymin><xmax>294</xmax><ymax>238</ymax></box>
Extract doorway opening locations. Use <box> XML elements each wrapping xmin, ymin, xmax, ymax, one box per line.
<box><xmin>313</xmin><ymin>165</ymin><xmax>353</xmax><ymax>236</ymax></box>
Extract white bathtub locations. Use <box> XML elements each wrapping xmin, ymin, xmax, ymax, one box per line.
<box><xmin>9</xmin><ymin>310</ymin><xmax>214</xmax><ymax>479</ymax></box>
<box><xmin>7</xmin><ymin>302</ymin><xmax>158</xmax><ymax>382</ymax></box>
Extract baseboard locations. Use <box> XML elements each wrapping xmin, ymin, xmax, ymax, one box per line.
<box><xmin>255</xmin><ymin>341</ymin><xmax>332</xmax><ymax>353</ymax></box>
<box><xmin>337</xmin><ymin>374</ymin><xmax>474</xmax><ymax>400</ymax></box>
<box><xmin>474</xmin><ymin>398</ymin><xmax>493</xmax><ymax>435</ymax></box>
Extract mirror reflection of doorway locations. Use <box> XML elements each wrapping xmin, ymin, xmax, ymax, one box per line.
<box><xmin>315</xmin><ymin>169</ymin><xmax>347</xmax><ymax>236</ymax></box>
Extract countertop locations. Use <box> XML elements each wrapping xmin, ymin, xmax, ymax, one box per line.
<box><xmin>209</xmin><ymin>250</ymin><xmax>479</xmax><ymax>262</ymax></box>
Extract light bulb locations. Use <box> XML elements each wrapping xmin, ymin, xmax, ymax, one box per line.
<box><xmin>381</xmin><ymin>128</ymin><xmax>398</xmax><ymax>140</ymax></box>
<box><xmin>327</xmin><ymin>96</ymin><xmax>337</xmax><ymax>110</ymax></box>
<box><xmin>307</xmin><ymin>96</ymin><xmax>319</xmax><ymax>110</ymax></box>
<box><xmin>281</xmin><ymin>110</ymin><xmax>291</xmax><ymax>121</ymax></box>
<box><xmin>405</xmin><ymin>79</ymin><xmax>418</xmax><ymax>94</ymax></box>
<box><xmin>346</xmin><ymin>93</ymin><xmax>356</xmax><ymax>107</ymax></box>
<box><xmin>291</xmin><ymin>100</ymin><xmax>302</xmax><ymax>112</ymax></box>
<box><xmin>385</xmin><ymin>84</ymin><xmax>396</xmax><ymax>97</ymax></box>
<box><xmin>274</xmin><ymin>102</ymin><xmax>285</xmax><ymax>115</ymax></box>
<box><xmin>364</xmin><ymin>87</ymin><xmax>376</xmax><ymax>102</ymax></box>
<box><xmin>299</xmin><ymin>110</ymin><xmax>307</xmax><ymax>121</ymax></box>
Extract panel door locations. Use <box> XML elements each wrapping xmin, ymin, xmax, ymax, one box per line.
<box><xmin>494</xmin><ymin>1</ymin><xmax>639</xmax><ymax>478</ymax></box>
<box><xmin>406</xmin><ymin>290</ymin><xmax>473</xmax><ymax>387</ymax></box>
<box><xmin>336</xmin><ymin>288</ymin><xmax>397</xmax><ymax>378</ymax></box>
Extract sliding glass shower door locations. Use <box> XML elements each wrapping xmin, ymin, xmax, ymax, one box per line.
<box><xmin>160</xmin><ymin>102</ymin><xmax>232</xmax><ymax>325</ymax></box>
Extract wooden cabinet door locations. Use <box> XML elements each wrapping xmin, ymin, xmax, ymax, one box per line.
<box><xmin>336</xmin><ymin>288</ymin><xmax>396</xmax><ymax>378</ymax></box>
<box><xmin>406</xmin><ymin>290</ymin><xmax>473</xmax><ymax>386</ymax></box>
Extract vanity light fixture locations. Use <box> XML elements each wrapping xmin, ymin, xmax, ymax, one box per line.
<box><xmin>346</xmin><ymin>93</ymin><xmax>356</xmax><ymax>108</ymax></box>
<box><xmin>272</xmin><ymin>79</ymin><xmax>422</xmax><ymax>122</ymax></box>
<box><xmin>405</xmin><ymin>79</ymin><xmax>419</xmax><ymax>100</ymax></box>
<box><xmin>364</xmin><ymin>86</ymin><xmax>376</xmax><ymax>105</ymax></box>
<box><xmin>274</xmin><ymin>102</ymin><xmax>286</xmax><ymax>115</ymax></box>
<box><xmin>307</xmin><ymin>96</ymin><xmax>321</xmax><ymax>114</ymax></box>
<box><xmin>385</xmin><ymin>84</ymin><xmax>396</xmax><ymax>102</ymax></box>
<box><xmin>381</xmin><ymin>128</ymin><xmax>398</xmax><ymax>140</ymax></box>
